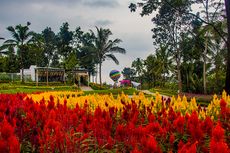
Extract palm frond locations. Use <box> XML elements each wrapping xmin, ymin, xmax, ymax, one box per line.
<box><xmin>113</xmin><ymin>38</ymin><xmax>122</xmax><ymax>44</ymax></box>
<box><xmin>7</xmin><ymin>26</ymin><xmax>20</xmax><ymax>42</ymax></box>
<box><xmin>106</xmin><ymin>54</ymin><xmax>119</xmax><ymax>65</ymax></box>
<box><xmin>110</xmin><ymin>46</ymin><xmax>126</xmax><ymax>54</ymax></box>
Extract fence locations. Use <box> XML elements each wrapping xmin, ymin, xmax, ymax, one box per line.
<box><xmin>0</xmin><ymin>72</ymin><xmax>21</xmax><ymax>82</ymax></box>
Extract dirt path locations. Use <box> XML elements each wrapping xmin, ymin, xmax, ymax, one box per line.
<box><xmin>140</xmin><ymin>90</ymin><xmax>171</xmax><ymax>99</ymax></box>
<box><xmin>80</xmin><ymin>86</ymin><xmax>93</xmax><ymax>91</ymax></box>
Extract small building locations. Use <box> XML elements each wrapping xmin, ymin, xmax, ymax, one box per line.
<box><xmin>20</xmin><ymin>65</ymin><xmax>65</xmax><ymax>83</ymax></box>
<box><xmin>70</xmin><ymin>68</ymin><xmax>89</xmax><ymax>86</ymax></box>
<box><xmin>35</xmin><ymin>67</ymin><xmax>65</xmax><ymax>83</ymax></box>
<box><xmin>20</xmin><ymin>65</ymin><xmax>89</xmax><ymax>86</ymax></box>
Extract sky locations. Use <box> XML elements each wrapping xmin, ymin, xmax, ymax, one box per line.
<box><xmin>0</xmin><ymin>0</ymin><xmax>155</xmax><ymax>84</ymax></box>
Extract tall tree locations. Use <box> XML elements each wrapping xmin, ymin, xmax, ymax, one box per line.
<box><xmin>42</xmin><ymin>27</ymin><xmax>57</xmax><ymax>85</ymax></box>
<box><xmin>135</xmin><ymin>0</ymin><xmax>193</xmax><ymax>93</ymax></box>
<box><xmin>143</xmin><ymin>54</ymin><xmax>159</xmax><ymax>88</ymax></box>
<box><xmin>131</xmin><ymin>57</ymin><xmax>144</xmax><ymax>81</ymax></box>
<box><xmin>56</xmin><ymin>22</ymin><xmax>73</xmax><ymax>68</ymax></box>
<box><xmin>155</xmin><ymin>45</ymin><xmax>173</xmax><ymax>86</ymax></box>
<box><xmin>30</xmin><ymin>33</ymin><xmax>47</xmax><ymax>67</ymax></box>
<box><xmin>74</xmin><ymin>27</ymin><xmax>97</xmax><ymax>80</ymax></box>
<box><xmin>92</xmin><ymin>27</ymin><xmax>126</xmax><ymax>88</ymax></box>
<box><xmin>198</xmin><ymin>0</ymin><xmax>225</xmax><ymax>93</ymax></box>
<box><xmin>2</xmin><ymin>22</ymin><xmax>33</xmax><ymax>83</ymax></box>
<box><xmin>225</xmin><ymin>0</ymin><xmax>230</xmax><ymax>93</ymax></box>
<box><xmin>129</xmin><ymin>0</ymin><xmax>230</xmax><ymax>94</ymax></box>
<box><xmin>122</xmin><ymin>67</ymin><xmax>135</xmax><ymax>80</ymax></box>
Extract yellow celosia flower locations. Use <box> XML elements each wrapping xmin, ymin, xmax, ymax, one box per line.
<box><xmin>25</xmin><ymin>91</ymin><xmax>229</xmax><ymax>120</ymax></box>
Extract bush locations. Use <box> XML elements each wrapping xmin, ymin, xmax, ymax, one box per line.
<box><xmin>0</xmin><ymin>73</ymin><xmax>10</xmax><ymax>83</ymax></box>
<box><xmin>89</xmin><ymin>83</ymin><xmax>109</xmax><ymax>90</ymax></box>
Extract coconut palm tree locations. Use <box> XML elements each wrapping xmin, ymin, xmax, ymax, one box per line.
<box><xmin>92</xmin><ymin>27</ymin><xmax>126</xmax><ymax>88</ymax></box>
<box><xmin>2</xmin><ymin>22</ymin><xmax>33</xmax><ymax>83</ymax></box>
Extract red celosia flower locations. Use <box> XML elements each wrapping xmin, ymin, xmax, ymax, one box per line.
<box><xmin>188</xmin><ymin>112</ymin><xmax>203</xmax><ymax>141</ymax></box>
<box><xmin>148</xmin><ymin>113</ymin><xmax>155</xmax><ymax>123</ymax></box>
<box><xmin>178</xmin><ymin>141</ymin><xmax>197</xmax><ymax>153</ymax></box>
<box><xmin>8</xmin><ymin>136</ymin><xmax>20</xmax><ymax>153</ymax></box>
<box><xmin>143</xmin><ymin>136</ymin><xmax>162</xmax><ymax>153</ymax></box>
<box><xmin>210</xmin><ymin>123</ymin><xmax>229</xmax><ymax>153</ymax></box>
<box><xmin>201</xmin><ymin>117</ymin><xmax>213</xmax><ymax>135</ymax></box>
<box><xmin>131</xmin><ymin>146</ymin><xmax>142</xmax><ymax>153</ymax></box>
<box><xmin>220</xmin><ymin>99</ymin><xmax>227</xmax><ymax>108</ymax></box>
<box><xmin>0</xmin><ymin>140</ymin><xmax>8</xmax><ymax>153</ymax></box>
<box><xmin>210</xmin><ymin>139</ymin><xmax>229</xmax><ymax>153</ymax></box>
<box><xmin>1</xmin><ymin>119</ymin><xmax>14</xmax><ymax>140</ymax></box>
<box><xmin>173</xmin><ymin>116</ymin><xmax>185</xmax><ymax>134</ymax></box>
<box><xmin>169</xmin><ymin>134</ymin><xmax>175</xmax><ymax>146</ymax></box>
<box><xmin>212</xmin><ymin>123</ymin><xmax>225</xmax><ymax>142</ymax></box>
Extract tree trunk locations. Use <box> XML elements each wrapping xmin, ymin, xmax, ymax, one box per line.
<box><xmin>20</xmin><ymin>53</ymin><xmax>24</xmax><ymax>83</ymax></box>
<box><xmin>46</xmin><ymin>67</ymin><xmax>49</xmax><ymax>86</ymax></box>
<box><xmin>225</xmin><ymin>0</ymin><xmax>230</xmax><ymax>94</ymax></box>
<box><xmin>177</xmin><ymin>62</ymin><xmax>182</xmax><ymax>94</ymax></box>
<box><xmin>203</xmin><ymin>39</ymin><xmax>208</xmax><ymax>94</ymax></box>
<box><xmin>21</xmin><ymin>68</ymin><xmax>24</xmax><ymax>83</ymax></box>
<box><xmin>96</xmin><ymin>64</ymin><xmax>98</xmax><ymax>84</ymax></box>
<box><xmin>99</xmin><ymin>62</ymin><xmax>102</xmax><ymax>89</ymax></box>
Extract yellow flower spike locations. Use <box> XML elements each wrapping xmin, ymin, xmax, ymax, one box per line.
<box><xmin>222</xmin><ymin>90</ymin><xmax>227</xmax><ymax>101</ymax></box>
<box><xmin>25</xmin><ymin>91</ymin><xmax>224</xmax><ymax>119</ymax></box>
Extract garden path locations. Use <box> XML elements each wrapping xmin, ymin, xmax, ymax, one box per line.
<box><xmin>80</xmin><ymin>86</ymin><xmax>93</xmax><ymax>91</ymax></box>
<box><xmin>140</xmin><ymin>90</ymin><xmax>171</xmax><ymax>99</ymax></box>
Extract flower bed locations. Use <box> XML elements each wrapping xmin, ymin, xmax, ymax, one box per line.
<box><xmin>0</xmin><ymin>91</ymin><xmax>229</xmax><ymax>152</ymax></box>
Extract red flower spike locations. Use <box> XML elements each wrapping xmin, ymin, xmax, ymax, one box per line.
<box><xmin>212</xmin><ymin>123</ymin><xmax>225</xmax><ymax>142</ymax></box>
<box><xmin>1</xmin><ymin>119</ymin><xmax>14</xmax><ymax>140</ymax></box>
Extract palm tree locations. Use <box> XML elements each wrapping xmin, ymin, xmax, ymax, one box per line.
<box><xmin>0</xmin><ymin>37</ymin><xmax>6</xmax><ymax>55</ymax></box>
<box><xmin>92</xmin><ymin>27</ymin><xmax>126</xmax><ymax>88</ymax></box>
<box><xmin>2</xmin><ymin>22</ymin><xmax>33</xmax><ymax>83</ymax></box>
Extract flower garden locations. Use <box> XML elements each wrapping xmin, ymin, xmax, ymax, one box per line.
<box><xmin>0</xmin><ymin>91</ymin><xmax>229</xmax><ymax>153</ymax></box>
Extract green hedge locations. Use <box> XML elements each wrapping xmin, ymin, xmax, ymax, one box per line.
<box><xmin>89</xmin><ymin>83</ymin><xmax>109</xmax><ymax>90</ymax></box>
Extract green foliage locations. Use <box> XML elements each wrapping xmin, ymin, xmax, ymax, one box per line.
<box><xmin>129</xmin><ymin>0</ymin><xmax>228</xmax><ymax>94</ymax></box>
<box><xmin>121</xmin><ymin>67</ymin><xmax>135</xmax><ymax>80</ymax></box>
<box><xmin>84</xmin><ymin>87</ymin><xmax>138</xmax><ymax>96</ymax></box>
<box><xmin>89</xmin><ymin>83</ymin><xmax>109</xmax><ymax>90</ymax></box>
<box><xmin>1</xmin><ymin>22</ymin><xmax>34</xmax><ymax>83</ymax></box>
<box><xmin>92</xmin><ymin>27</ymin><xmax>126</xmax><ymax>87</ymax></box>
<box><xmin>56</xmin><ymin>22</ymin><xmax>74</xmax><ymax>61</ymax></box>
<box><xmin>0</xmin><ymin>73</ymin><xmax>10</xmax><ymax>82</ymax></box>
<box><xmin>0</xmin><ymin>83</ymin><xmax>79</xmax><ymax>94</ymax></box>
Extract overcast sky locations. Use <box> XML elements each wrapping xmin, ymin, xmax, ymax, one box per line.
<box><xmin>0</xmin><ymin>0</ymin><xmax>155</xmax><ymax>84</ymax></box>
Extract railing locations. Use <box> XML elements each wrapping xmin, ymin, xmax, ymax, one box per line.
<box><xmin>0</xmin><ymin>72</ymin><xmax>21</xmax><ymax>82</ymax></box>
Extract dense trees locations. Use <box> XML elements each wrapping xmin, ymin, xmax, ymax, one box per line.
<box><xmin>0</xmin><ymin>22</ymin><xmax>125</xmax><ymax>86</ymax></box>
<box><xmin>129</xmin><ymin>0</ymin><xmax>228</xmax><ymax>94</ymax></box>
<box><xmin>1</xmin><ymin>22</ymin><xmax>34</xmax><ymax>83</ymax></box>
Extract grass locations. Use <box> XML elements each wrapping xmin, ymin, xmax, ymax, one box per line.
<box><xmin>0</xmin><ymin>83</ymin><xmax>139</xmax><ymax>96</ymax></box>
<box><xmin>149</xmin><ymin>88</ymin><xmax>178</xmax><ymax>96</ymax></box>
<box><xmin>0</xmin><ymin>83</ymin><xmax>78</xmax><ymax>94</ymax></box>
<box><xmin>149</xmin><ymin>87</ymin><xmax>214</xmax><ymax>106</ymax></box>
<box><xmin>83</xmin><ymin>88</ymin><xmax>139</xmax><ymax>96</ymax></box>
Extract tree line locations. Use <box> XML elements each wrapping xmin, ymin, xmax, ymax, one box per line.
<box><xmin>129</xmin><ymin>0</ymin><xmax>229</xmax><ymax>94</ymax></box>
<box><xmin>0</xmin><ymin>22</ymin><xmax>126</xmax><ymax>87</ymax></box>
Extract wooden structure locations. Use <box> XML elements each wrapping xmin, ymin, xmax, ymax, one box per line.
<box><xmin>35</xmin><ymin>67</ymin><xmax>65</xmax><ymax>85</ymax></box>
<box><xmin>72</xmin><ymin>68</ymin><xmax>89</xmax><ymax>87</ymax></box>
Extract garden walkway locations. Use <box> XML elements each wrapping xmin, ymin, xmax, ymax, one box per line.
<box><xmin>140</xmin><ymin>90</ymin><xmax>171</xmax><ymax>99</ymax></box>
<box><xmin>80</xmin><ymin>86</ymin><xmax>93</xmax><ymax>91</ymax></box>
